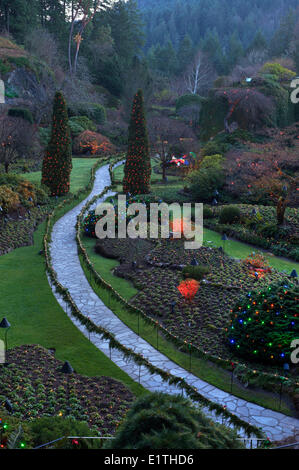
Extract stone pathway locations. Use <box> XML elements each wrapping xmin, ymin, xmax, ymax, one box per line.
<box><xmin>48</xmin><ymin>163</ymin><xmax>299</xmax><ymax>444</ymax></box>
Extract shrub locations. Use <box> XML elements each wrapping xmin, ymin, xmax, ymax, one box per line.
<box><xmin>82</xmin><ymin>210</ymin><xmax>101</xmax><ymax>238</ymax></box>
<box><xmin>0</xmin><ymin>58</ymin><xmax>12</xmax><ymax>75</ymax></box>
<box><xmin>17</xmin><ymin>180</ymin><xmax>36</xmax><ymax>205</ymax></box>
<box><xmin>8</xmin><ymin>108</ymin><xmax>34</xmax><ymax>124</ymax></box>
<box><xmin>257</xmin><ymin>223</ymin><xmax>292</xmax><ymax>240</ymax></box>
<box><xmin>69</xmin><ymin>116</ymin><xmax>96</xmax><ymax>136</ymax></box>
<box><xmin>69</xmin><ymin>103</ymin><xmax>106</xmax><ymax>124</ymax></box>
<box><xmin>176</xmin><ymin>94</ymin><xmax>202</xmax><ymax>113</ymax></box>
<box><xmin>203</xmin><ymin>207</ymin><xmax>214</xmax><ymax>219</ymax></box>
<box><xmin>260</xmin><ymin>62</ymin><xmax>296</xmax><ymax>81</ymax></box>
<box><xmin>182</xmin><ymin>264</ymin><xmax>210</xmax><ymax>281</ymax></box>
<box><xmin>104</xmin><ymin>392</ymin><xmax>244</xmax><ymax>449</ymax></box>
<box><xmin>228</xmin><ymin>280</ymin><xmax>299</xmax><ymax>365</ymax></box>
<box><xmin>27</xmin><ymin>416</ymin><xmax>100</xmax><ymax>449</ymax></box>
<box><xmin>73</xmin><ymin>130</ymin><xmax>115</xmax><ymax>156</ymax></box>
<box><xmin>38</xmin><ymin>127</ymin><xmax>51</xmax><ymax>146</ymax></box>
<box><xmin>201</xmin><ymin>141</ymin><xmax>222</xmax><ymax>157</ymax></box>
<box><xmin>219</xmin><ymin>206</ymin><xmax>241</xmax><ymax>224</ymax></box>
<box><xmin>0</xmin><ymin>185</ymin><xmax>20</xmax><ymax>212</ymax></box>
<box><xmin>186</xmin><ymin>155</ymin><xmax>225</xmax><ymax>202</ymax></box>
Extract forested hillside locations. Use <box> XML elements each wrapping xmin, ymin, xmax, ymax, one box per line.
<box><xmin>137</xmin><ymin>0</ymin><xmax>299</xmax><ymax>75</ymax></box>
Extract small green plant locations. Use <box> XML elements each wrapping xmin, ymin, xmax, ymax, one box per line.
<box><xmin>69</xmin><ymin>116</ymin><xmax>96</xmax><ymax>136</ymax></box>
<box><xmin>182</xmin><ymin>264</ymin><xmax>210</xmax><ymax>281</ymax></box>
<box><xmin>260</xmin><ymin>62</ymin><xmax>296</xmax><ymax>81</ymax></box>
<box><xmin>203</xmin><ymin>207</ymin><xmax>214</xmax><ymax>219</ymax></box>
<box><xmin>219</xmin><ymin>206</ymin><xmax>241</xmax><ymax>224</ymax></box>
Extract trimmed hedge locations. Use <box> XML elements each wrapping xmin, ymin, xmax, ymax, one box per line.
<box><xmin>8</xmin><ymin>108</ymin><xmax>34</xmax><ymax>124</ymax></box>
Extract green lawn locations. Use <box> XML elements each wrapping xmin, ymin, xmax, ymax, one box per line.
<box><xmin>113</xmin><ymin>158</ymin><xmax>180</xmax><ymax>185</ymax></box>
<box><xmin>203</xmin><ymin>228</ymin><xmax>299</xmax><ymax>274</ymax></box>
<box><xmin>21</xmin><ymin>158</ymin><xmax>98</xmax><ymax>194</ymax></box>
<box><xmin>0</xmin><ymin>160</ymin><xmax>144</xmax><ymax>397</ymax></box>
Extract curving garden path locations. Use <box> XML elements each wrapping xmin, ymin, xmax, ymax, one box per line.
<box><xmin>48</xmin><ymin>162</ymin><xmax>299</xmax><ymax>444</ymax></box>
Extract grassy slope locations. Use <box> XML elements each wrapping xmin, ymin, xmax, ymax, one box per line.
<box><xmin>21</xmin><ymin>158</ymin><xmax>98</xmax><ymax>193</ymax></box>
<box><xmin>0</xmin><ymin>159</ymin><xmax>144</xmax><ymax>397</ymax></box>
<box><xmin>203</xmin><ymin>228</ymin><xmax>299</xmax><ymax>273</ymax></box>
<box><xmin>113</xmin><ymin>158</ymin><xmax>180</xmax><ymax>184</ymax></box>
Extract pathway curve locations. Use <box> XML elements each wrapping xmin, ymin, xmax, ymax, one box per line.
<box><xmin>49</xmin><ymin>163</ymin><xmax>299</xmax><ymax>444</ymax></box>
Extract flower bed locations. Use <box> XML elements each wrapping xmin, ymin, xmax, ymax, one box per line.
<box><xmin>0</xmin><ymin>345</ymin><xmax>133</xmax><ymax>435</ymax></box>
<box><xmin>129</xmin><ymin>240</ymin><xmax>285</xmax><ymax>359</ymax></box>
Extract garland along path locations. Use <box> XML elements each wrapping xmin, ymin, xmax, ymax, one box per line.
<box><xmin>48</xmin><ymin>162</ymin><xmax>299</xmax><ymax>443</ymax></box>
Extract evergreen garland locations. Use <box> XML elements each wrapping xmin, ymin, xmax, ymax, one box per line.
<box><xmin>123</xmin><ymin>89</ymin><xmax>151</xmax><ymax>195</ymax></box>
<box><xmin>42</xmin><ymin>91</ymin><xmax>72</xmax><ymax>196</ymax></box>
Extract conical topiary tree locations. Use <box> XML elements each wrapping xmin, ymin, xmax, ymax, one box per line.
<box><xmin>123</xmin><ymin>89</ymin><xmax>151</xmax><ymax>195</ymax></box>
<box><xmin>42</xmin><ymin>91</ymin><xmax>72</xmax><ymax>196</ymax></box>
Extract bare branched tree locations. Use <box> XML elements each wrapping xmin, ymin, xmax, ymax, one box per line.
<box><xmin>184</xmin><ymin>52</ymin><xmax>214</xmax><ymax>95</ymax></box>
<box><xmin>0</xmin><ymin>116</ymin><xmax>38</xmax><ymax>172</ymax></box>
<box><xmin>68</xmin><ymin>0</ymin><xmax>114</xmax><ymax>77</ymax></box>
<box><xmin>148</xmin><ymin>115</ymin><xmax>196</xmax><ymax>181</ymax></box>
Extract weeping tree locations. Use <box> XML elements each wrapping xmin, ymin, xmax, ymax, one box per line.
<box><xmin>42</xmin><ymin>91</ymin><xmax>72</xmax><ymax>196</ymax></box>
<box><xmin>123</xmin><ymin>89</ymin><xmax>151</xmax><ymax>195</ymax></box>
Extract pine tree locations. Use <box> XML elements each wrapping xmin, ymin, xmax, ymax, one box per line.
<box><xmin>123</xmin><ymin>89</ymin><xmax>151</xmax><ymax>195</ymax></box>
<box><xmin>41</xmin><ymin>91</ymin><xmax>72</xmax><ymax>196</ymax></box>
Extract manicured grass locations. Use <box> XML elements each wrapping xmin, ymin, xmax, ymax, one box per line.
<box><xmin>113</xmin><ymin>158</ymin><xmax>180</xmax><ymax>185</ymax></box>
<box><xmin>80</xmin><ymin>237</ymin><xmax>293</xmax><ymax>416</ymax></box>
<box><xmin>21</xmin><ymin>158</ymin><xmax>98</xmax><ymax>194</ymax></box>
<box><xmin>84</xmin><ymin>237</ymin><xmax>138</xmax><ymax>300</ymax></box>
<box><xmin>203</xmin><ymin>228</ymin><xmax>299</xmax><ymax>274</ymax></box>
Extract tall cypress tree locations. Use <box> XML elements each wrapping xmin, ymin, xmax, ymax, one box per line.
<box><xmin>123</xmin><ymin>89</ymin><xmax>151</xmax><ymax>195</ymax></box>
<box><xmin>42</xmin><ymin>91</ymin><xmax>72</xmax><ymax>196</ymax></box>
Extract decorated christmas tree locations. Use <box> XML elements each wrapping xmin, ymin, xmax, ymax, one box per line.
<box><xmin>42</xmin><ymin>91</ymin><xmax>72</xmax><ymax>196</ymax></box>
<box><xmin>228</xmin><ymin>280</ymin><xmax>299</xmax><ymax>365</ymax></box>
<box><xmin>123</xmin><ymin>89</ymin><xmax>151</xmax><ymax>195</ymax></box>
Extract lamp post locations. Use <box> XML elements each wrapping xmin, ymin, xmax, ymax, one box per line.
<box><xmin>221</xmin><ymin>234</ymin><xmax>228</xmax><ymax>252</ymax></box>
<box><xmin>212</xmin><ymin>198</ymin><xmax>218</xmax><ymax>216</ymax></box>
<box><xmin>4</xmin><ymin>399</ymin><xmax>13</xmax><ymax>414</ymax></box>
<box><xmin>230</xmin><ymin>362</ymin><xmax>235</xmax><ymax>394</ymax></box>
<box><xmin>279</xmin><ymin>363</ymin><xmax>289</xmax><ymax>411</ymax></box>
<box><xmin>60</xmin><ymin>361</ymin><xmax>74</xmax><ymax>416</ymax></box>
<box><xmin>0</xmin><ymin>318</ymin><xmax>11</xmax><ymax>364</ymax></box>
<box><xmin>190</xmin><ymin>257</ymin><xmax>198</xmax><ymax>267</ymax></box>
<box><xmin>290</xmin><ymin>269</ymin><xmax>298</xmax><ymax>284</ymax></box>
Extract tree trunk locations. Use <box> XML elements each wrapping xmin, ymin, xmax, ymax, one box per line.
<box><xmin>5</xmin><ymin>162</ymin><xmax>9</xmax><ymax>173</ymax></box>
<box><xmin>162</xmin><ymin>163</ymin><xmax>167</xmax><ymax>181</ymax></box>
<box><xmin>277</xmin><ymin>197</ymin><xmax>287</xmax><ymax>226</ymax></box>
